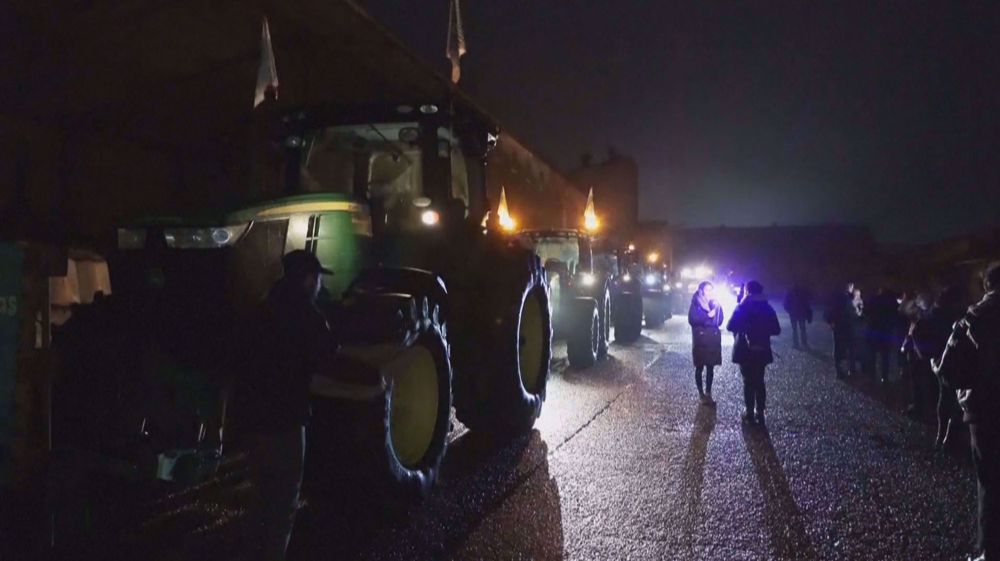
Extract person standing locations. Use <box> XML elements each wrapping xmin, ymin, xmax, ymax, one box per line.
<box><xmin>867</xmin><ymin>287</ymin><xmax>900</xmax><ymax>384</ymax></box>
<box><xmin>231</xmin><ymin>250</ymin><xmax>337</xmax><ymax>561</ymax></box>
<box><xmin>727</xmin><ymin>280</ymin><xmax>781</xmax><ymax>426</ymax></box>
<box><xmin>849</xmin><ymin>286</ymin><xmax>867</xmax><ymax>376</ymax></box>
<box><xmin>824</xmin><ymin>282</ymin><xmax>856</xmax><ymax>378</ymax></box>
<box><xmin>933</xmin><ymin>262</ymin><xmax>1000</xmax><ymax>561</ymax></box>
<box><xmin>783</xmin><ymin>283</ymin><xmax>813</xmax><ymax>349</ymax></box>
<box><xmin>688</xmin><ymin>281</ymin><xmax>724</xmax><ymax>405</ymax></box>
<box><xmin>913</xmin><ymin>286</ymin><xmax>969</xmax><ymax>446</ymax></box>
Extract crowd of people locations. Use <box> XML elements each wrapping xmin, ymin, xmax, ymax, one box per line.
<box><xmin>687</xmin><ymin>264</ymin><xmax>999</xmax><ymax>561</ymax></box>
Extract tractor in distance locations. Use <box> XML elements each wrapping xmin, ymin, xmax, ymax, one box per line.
<box><xmin>621</xmin><ymin>244</ymin><xmax>674</xmax><ymax>329</ymax></box>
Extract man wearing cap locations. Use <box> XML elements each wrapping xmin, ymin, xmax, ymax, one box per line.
<box><xmin>232</xmin><ymin>249</ymin><xmax>336</xmax><ymax>561</ymax></box>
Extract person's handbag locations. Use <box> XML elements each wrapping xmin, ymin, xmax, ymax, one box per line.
<box><xmin>732</xmin><ymin>331</ymin><xmax>751</xmax><ymax>363</ymax></box>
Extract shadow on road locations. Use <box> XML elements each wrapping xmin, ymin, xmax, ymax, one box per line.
<box><xmin>741</xmin><ymin>425</ymin><xmax>818</xmax><ymax>560</ymax></box>
<box><xmin>292</xmin><ymin>429</ymin><xmax>563</xmax><ymax>560</ymax></box>
<box><xmin>680</xmin><ymin>405</ymin><xmax>717</xmax><ymax>554</ymax></box>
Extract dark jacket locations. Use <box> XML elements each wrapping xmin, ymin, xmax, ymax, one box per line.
<box><xmin>865</xmin><ymin>291</ymin><xmax>899</xmax><ymax>345</ymax></box>
<box><xmin>782</xmin><ymin>286</ymin><xmax>813</xmax><ymax>322</ymax></box>
<box><xmin>688</xmin><ymin>296</ymin><xmax>724</xmax><ymax>367</ymax></box>
<box><xmin>727</xmin><ymin>295</ymin><xmax>781</xmax><ymax>365</ymax></box>
<box><xmin>935</xmin><ymin>290</ymin><xmax>999</xmax><ymax>425</ymax></box>
<box><xmin>823</xmin><ymin>290</ymin><xmax>854</xmax><ymax>335</ymax></box>
<box><xmin>912</xmin><ymin>303</ymin><xmax>965</xmax><ymax>365</ymax></box>
<box><xmin>231</xmin><ymin>279</ymin><xmax>337</xmax><ymax>434</ymax></box>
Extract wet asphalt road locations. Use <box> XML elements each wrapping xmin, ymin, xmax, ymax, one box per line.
<box><xmin>105</xmin><ymin>306</ymin><xmax>977</xmax><ymax>561</ymax></box>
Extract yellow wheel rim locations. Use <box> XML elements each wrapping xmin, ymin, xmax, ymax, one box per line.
<box><xmin>518</xmin><ymin>292</ymin><xmax>545</xmax><ymax>394</ymax></box>
<box><xmin>388</xmin><ymin>346</ymin><xmax>439</xmax><ymax>468</ymax></box>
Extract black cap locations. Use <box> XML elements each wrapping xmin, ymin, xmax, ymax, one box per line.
<box><xmin>282</xmin><ymin>250</ymin><xmax>334</xmax><ymax>277</ymax></box>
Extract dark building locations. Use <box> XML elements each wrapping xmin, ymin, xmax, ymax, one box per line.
<box><xmin>673</xmin><ymin>224</ymin><xmax>880</xmax><ymax>296</ymax></box>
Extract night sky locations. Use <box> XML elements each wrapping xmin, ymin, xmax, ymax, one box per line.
<box><xmin>361</xmin><ymin>1</ymin><xmax>999</xmax><ymax>242</ymax></box>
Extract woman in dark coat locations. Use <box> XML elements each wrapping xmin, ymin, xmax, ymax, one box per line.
<box><xmin>688</xmin><ymin>281</ymin><xmax>724</xmax><ymax>405</ymax></box>
<box><xmin>727</xmin><ymin>280</ymin><xmax>781</xmax><ymax>426</ymax></box>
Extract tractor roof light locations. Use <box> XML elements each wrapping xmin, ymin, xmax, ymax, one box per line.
<box><xmin>583</xmin><ymin>187</ymin><xmax>600</xmax><ymax>232</ymax></box>
<box><xmin>497</xmin><ymin>187</ymin><xmax>518</xmax><ymax>233</ymax></box>
<box><xmin>646</xmin><ymin>252</ymin><xmax>660</xmax><ymax>264</ymax></box>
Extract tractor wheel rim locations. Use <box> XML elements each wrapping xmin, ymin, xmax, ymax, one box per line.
<box><xmin>518</xmin><ymin>292</ymin><xmax>545</xmax><ymax>394</ymax></box>
<box><xmin>388</xmin><ymin>345</ymin><xmax>439</xmax><ymax>469</ymax></box>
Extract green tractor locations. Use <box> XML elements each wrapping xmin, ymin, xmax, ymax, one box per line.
<box><xmin>620</xmin><ymin>245</ymin><xmax>673</xmax><ymax>329</ymax></box>
<box><xmin>52</xmin><ymin>101</ymin><xmax>553</xmax><ymax>501</ymax></box>
<box><xmin>517</xmin><ymin>230</ymin><xmax>612</xmax><ymax>369</ymax></box>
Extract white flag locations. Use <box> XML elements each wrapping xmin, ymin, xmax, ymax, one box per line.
<box><xmin>446</xmin><ymin>0</ymin><xmax>467</xmax><ymax>84</ymax></box>
<box><xmin>254</xmin><ymin>17</ymin><xmax>279</xmax><ymax>108</ymax></box>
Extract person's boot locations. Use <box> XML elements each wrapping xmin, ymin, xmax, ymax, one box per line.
<box><xmin>756</xmin><ymin>410</ymin><xmax>766</xmax><ymax>427</ymax></box>
<box><xmin>704</xmin><ymin>390</ymin><xmax>715</xmax><ymax>406</ymax></box>
<box><xmin>742</xmin><ymin>409</ymin><xmax>755</xmax><ymax>424</ymax></box>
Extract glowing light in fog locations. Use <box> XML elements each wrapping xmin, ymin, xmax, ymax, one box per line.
<box><xmin>645</xmin><ymin>274</ymin><xmax>658</xmax><ymax>286</ymax></box>
<box><xmin>583</xmin><ymin>188</ymin><xmax>600</xmax><ymax>232</ymax></box>
<box><xmin>646</xmin><ymin>252</ymin><xmax>660</xmax><ymax>264</ymax></box>
<box><xmin>497</xmin><ymin>187</ymin><xmax>517</xmax><ymax>232</ymax></box>
<box><xmin>421</xmin><ymin>210</ymin><xmax>440</xmax><ymax>226</ymax></box>
<box><xmin>681</xmin><ymin>267</ymin><xmax>693</xmax><ymax>279</ymax></box>
<box><xmin>581</xmin><ymin>273</ymin><xmax>596</xmax><ymax>286</ymax></box>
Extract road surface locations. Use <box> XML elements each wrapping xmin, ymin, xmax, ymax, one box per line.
<box><xmin>86</xmin><ymin>306</ymin><xmax>977</xmax><ymax>561</ymax></box>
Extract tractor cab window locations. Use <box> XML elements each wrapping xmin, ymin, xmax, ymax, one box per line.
<box><xmin>438</xmin><ymin>128</ymin><xmax>470</xmax><ymax>217</ymax></box>
<box><xmin>523</xmin><ymin>235</ymin><xmax>581</xmax><ymax>277</ymax></box>
<box><xmin>300</xmin><ymin>123</ymin><xmax>423</xmax><ymax>203</ymax></box>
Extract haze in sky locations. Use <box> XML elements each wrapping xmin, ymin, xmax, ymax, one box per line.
<box><xmin>363</xmin><ymin>1</ymin><xmax>999</xmax><ymax>242</ymax></box>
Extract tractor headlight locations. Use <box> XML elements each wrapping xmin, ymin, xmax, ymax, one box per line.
<box><xmin>117</xmin><ymin>228</ymin><xmax>148</xmax><ymax>250</ymax></box>
<box><xmin>681</xmin><ymin>267</ymin><xmax>693</xmax><ymax>279</ymax></box>
<box><xmin>623</xmin><ymin>274</ymin><xmax>632</xmax><ymax>283</ymax></box>
<box><xmin>675</xmin><ymin>282</ymin><xmax>683</xmax><ymax>289</ymax></box>
<box><xmin>163</xmin><ymin>224</ymin><xmax>249</xmax><ymax>249</ymax></box>
<box><xmin>420</xmin><ymin>209</ymin><xmax>440</xmax><ymax>226</ymax></box>
<box><xmin>663</xmin><ymin>284</ymin><xmax>672</xmax><ymax>292</ymax></box>
<box><xmin>644</xmin><ymin>274</ymin><xmax>658</xmax><ymax>286</ymax></box>
<box><xmin>581</xmin><ymin>273</ymin><xmax>596</xmax><ymax>287</ymax></box>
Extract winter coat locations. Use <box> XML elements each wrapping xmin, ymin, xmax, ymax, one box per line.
<box><xmin>782</xmin><ymin>287</ymin><xmax>813</xmax><ymax>322</ymax></box>
<box><xmin>688</xmin><ymin>295</ymin><xmax>724</xmax><ymax>367</ymax></box>
<box><xmin>727</xmin><ymin>295</ymin><xmax>781</xmax><ymax>365</ymax></box>
<box><xmin>231</xmin><ymin>279</ymin><xmax>337</xmax><ymax>434</ymax></box>
<box><xmin>865</xmin><ymin>291</ymin><xmax>899</xmax><ymax>346</ymax></box>
<box><xmin>934</xmin><ymin>290</ymin><xmax>1000</xmax><ymax>426</ymax></box>
<box><xmin>823</xmin><ymin>290</ymin><xmax>854</xmax><ymax>335</ymax></box>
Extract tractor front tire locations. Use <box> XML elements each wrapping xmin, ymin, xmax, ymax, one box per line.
<box><xmin>567</xmin><ymin>298</ymin><xmax>599</xmax><ymax>369</ymax></box>
<box><xmin>308</xmin><ymin>294</ymin><xmax>451</xmax><ymax>503</ymax></box>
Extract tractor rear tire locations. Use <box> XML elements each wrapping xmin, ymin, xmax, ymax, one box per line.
<box><xmin>645</xmin><ymin>307</ymin><xmax>667</xmax><ymax>329</ymax></box>
<box><xmin>614</xmin><ymin>292</ymin><xmax>643</xmax><ymax>344</ymax></box>
<box><xmin>567</xmin><ymin>298</ymin><xmax>599</xmax><ymax>369</ymax></box>
<box><xmin>455</xmin><ymin>250</ymin><xmax>552</xmax><ymax>437</ymax></box>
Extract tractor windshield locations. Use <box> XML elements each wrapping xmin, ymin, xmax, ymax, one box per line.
<box><xmin>523</xmin><ymin>235</ymin><xmax>581</xmax><ymax>275</ymax></box>
<box><xmin>300</xmin><ymin>123</ymin><xmax>423</xmax><ymax>200</ymax></box>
